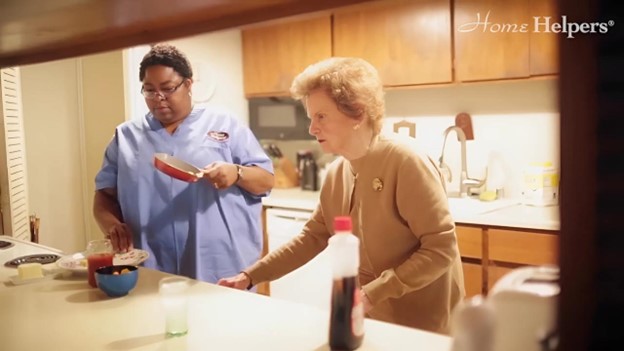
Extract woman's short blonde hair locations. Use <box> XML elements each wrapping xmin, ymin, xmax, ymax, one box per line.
<box><xmin>290</xmin><ymin>57</ymin><xmax>385</xmax><ymax>135</ymax></box>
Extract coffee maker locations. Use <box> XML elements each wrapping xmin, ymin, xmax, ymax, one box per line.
<box><xmin>296</xmin><ymin>150</ymin><xmax>318</xmax><ymax>191</ymax></box>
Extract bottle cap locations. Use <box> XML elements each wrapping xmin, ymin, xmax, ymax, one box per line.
<box><xmin>334</xmin><ymin>216</ymin><xmax>352</xmax><ymax>232</ymax></box>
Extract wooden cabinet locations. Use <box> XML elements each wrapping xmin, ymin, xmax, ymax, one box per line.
<box><xmin>457</xmin><ymin>226</ymin><xmax>483</xmax><ymax>297</ymax></box>
<box><xmin>333</xmin><ymin>0</ymin><xmax>452</xmax><ymax>86</ymax></box>
<box><xmin>242</xmin><ymin>16</ymin><xmax>332</xmax><ymax>97</ymax></box>
<box><xmin>454</xmin><ymin>0</ymin><xmax>558</xmax><ymax>81</ymax></box>
<box><xmin>241</xmin><ymin>0</ymin><xmax>559</xmax><ymax>95</ymax></box>
<box><xmin>488</xmin><ymin>228</ymin><xmax>558</xmax><ymax>265</ymax></box>
<box><xmin>462</xmin><ymin>262</ymin><xmax>484</xmax><ymax>297</ymax></box>
<box><xmin>454</xmin><ymin>0</ymin><xmax>531</xmax><ymax>81</ymax></box>
<box><xmin>529</xmin><ymin>0</ymin><xmax>559</xmax><ymax>75</ymax></box>
<box><xmin>487</xmin><ymin>263</ymin><xmax>514</xmax><ymax>291</ymax></box>
<box><xmin>456</xmin><ymin>224</ymin><xmax>558</xmax><ymax>297</ymax></box>
<box><xmin>456</xmin><ymin>225</ymin><xmax>482</xmax><ymax>259</ymax></box>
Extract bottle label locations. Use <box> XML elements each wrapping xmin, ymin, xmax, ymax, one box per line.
<box><xmin>351</xmin><ymin>289</ymin><xmax>365</xmax><ymax>337</ymax></box>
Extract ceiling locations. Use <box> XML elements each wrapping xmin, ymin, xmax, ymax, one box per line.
<box><xmin>0</xmin><ymin>0</ymin><xmax>372</xmax><ymax>68</ymax></box>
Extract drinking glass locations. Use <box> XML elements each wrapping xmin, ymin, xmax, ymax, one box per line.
<box><xmin>159</xmin><ymin>276</ymin><xmax>191</xmax><ymax>337</ymax></box>
<box><xmin>86</xmin><ymin>239</ymin><xmax>114</xmax><ymax>288</ymax></box>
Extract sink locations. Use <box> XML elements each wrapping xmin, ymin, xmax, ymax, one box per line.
<box><xmin>447</xmin><ymin>197</ymin><xmax>518</xmax><ymax>218</ymax></box>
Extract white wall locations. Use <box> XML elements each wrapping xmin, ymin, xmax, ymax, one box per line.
<box><xmin>20</xmin><ymin>59</ymin><xmax>86</xmax><ymax>252</ymax></box>
<box><xmin>124</xmin><ymin>29</ymin><xmax>249</xmax><ymax>124</ymax></box>
<box><xmin>81</xmin><ymin>51</ymin><xmax>126</xmax><ymax>243</ymax></box>
<box><xmin>381</xmin><ymin>79</ymin><xmax>560</xmax><ymax>199</ymax></box>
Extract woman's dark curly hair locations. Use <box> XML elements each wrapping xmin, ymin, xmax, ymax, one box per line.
<box><xmin>139</xmin><ymin>43</ymin><xmax>193</xmax><ymax>81</ymax></box>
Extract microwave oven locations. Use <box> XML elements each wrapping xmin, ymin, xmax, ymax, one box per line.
<box><xmin>249</xmin><ymin>97</ymin><xmax>313</xmax><ymax>140</ymax></box>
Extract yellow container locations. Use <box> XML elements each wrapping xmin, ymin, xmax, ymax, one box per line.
<box><xmin>522</xmin><ymin>162</ymin><xmax>559</xmax><ymax>207</ymax></box>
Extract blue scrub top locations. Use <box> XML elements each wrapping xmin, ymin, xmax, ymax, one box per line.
<box><xmin>95</xmin><ymin>106</ymin><xmax>273</xmax><ymax>283</ymax></box>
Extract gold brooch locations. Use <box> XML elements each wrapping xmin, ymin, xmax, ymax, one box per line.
<box><xmin>372</xmin><ymin>178</ymin><xmax>383</xmax><ymax>191</ymax></box>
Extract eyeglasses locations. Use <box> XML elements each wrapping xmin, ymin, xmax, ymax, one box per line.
<box><xmin>141</xmin><ymin>80</ymin><xmax>186</xmax><ymax>100</ymax></box>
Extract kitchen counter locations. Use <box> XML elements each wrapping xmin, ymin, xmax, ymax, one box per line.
<box><xmin>263</xmin><ymin>188</ymin><xmax>559</xmax><ymax>231</ymax></box>
<box><xmin>263</xmin><ymin>188</ymin><xmax>321</xmax><ymax>212</ymax></box>
<box><xmin>0</xmin><ymin>236</ymin><xmax>451</xmax><ymax>351</ymax></box>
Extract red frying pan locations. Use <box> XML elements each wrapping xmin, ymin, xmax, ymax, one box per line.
<box><xmin>153</xmin><ymin>153</ymin><xmax>204</xmax><ymax>183</ymax></box>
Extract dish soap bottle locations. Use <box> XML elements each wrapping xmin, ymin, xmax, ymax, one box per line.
<box><xmin>328</xmin><ymin>216</ymin><xmax>364</xmax><ymax>350</ymax></box>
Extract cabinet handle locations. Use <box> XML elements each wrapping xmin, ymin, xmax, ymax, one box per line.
<box><xmin>271</xmin><ymin>214</ymin><xmax>310</xmax><ymax>222</ymax></box>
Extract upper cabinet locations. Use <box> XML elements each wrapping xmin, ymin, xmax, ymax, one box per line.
<box><xmin>529</xmin><ymin>0</ymin><xmax>559</xmax><ymax>76</ymax></box>
<box><xmin>454</xmin><ymin>0</ymin><xmax>531</xmax><ymax>81</ymax></box>
<box><xmin>454</xmin><ymin>0</ymin><xmax>558</xmax><ymax>82</ymax></box>
<box><xmin>242</xmin><ymin>0</ymin><xmax>559</xmax><ymax>96</ymax></box>
<box><xmin>333</xmin><ymin>0</ymin><xmax>452</xmax><ymax>86</ymax></box>
<box><xmin>242</xmin><ymin>16</ymin><xmax>332</xmax><ymax>97</ymax></box>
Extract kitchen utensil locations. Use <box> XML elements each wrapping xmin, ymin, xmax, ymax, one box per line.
<box><xmin>154</xmin><ymin>153</ymin><xmax>204</xmax><ymax>183</ymax></box>
<box><xmin>297</xmin><ymin>150</ymin><xmax>318</xmax><ymax>191</ymax></box>
<box><xmin>95</xmin><ymin>265</ymin><xmax>139</xmax><ymax>297</ymax></box>
<box><xmin>4</xmin><ymin>253</ymin><xmax>61</xmax><ymax>268</ymax></box>
<box><xmin>56</xmin><ymin>249</ymin><xmax>150</xmax><ymax>273</ymax></box>
<box><xmin>270</xmin><ymin>144</ymin><xmax>283</xmax><ymax>158</ymax></box>
<box><xmin>455</xmin><ymin>112</ymin><xmax>474</xmax><ymax>140</ymax></box>
<box><xmin>29</xmin><ymin>214</ymin><xmax>40</xmax><ymax>243</ymax></box>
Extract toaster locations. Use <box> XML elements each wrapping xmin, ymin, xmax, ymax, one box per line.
<box><xmin>451</xmin><ymin>265</ymin><xmax>559</xmax><ymax>351</ymax></box>
<box><xmin>489</xmin><ymin>265</ymin><xmax>559</xmax><ymax>351</ymax></box>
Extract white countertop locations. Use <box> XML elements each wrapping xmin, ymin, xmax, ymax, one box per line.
<box><xmin>263</xmin><ymin>188</ymin><xmax>321</xmax><ymax>212</ymax></box>
<box><xmin>0</xmin><ymin>236</ymin><xmax>452</xmax><ymax>351</ymax></box>
<box><xmin>263</xmin><ymin>188</ymin><xmax>559</xmax><ymax>231</ymax></box>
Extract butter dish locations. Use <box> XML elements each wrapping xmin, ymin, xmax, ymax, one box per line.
<box><xmin>9</xmin><ymin>271</ymin><xmax>58</xmax><ymax>285</ymax></box>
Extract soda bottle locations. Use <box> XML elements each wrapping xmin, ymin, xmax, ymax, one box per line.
<box><xmin>328</xmin><ymin>216</ymin><xmax>364</xmax><ymax>350</ymax></box>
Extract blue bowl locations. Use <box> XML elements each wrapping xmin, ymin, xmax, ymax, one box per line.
<box><xmin>95</xmin><ymin>265</ymin><xmax>138</xmax><ymax>297</ymax></box>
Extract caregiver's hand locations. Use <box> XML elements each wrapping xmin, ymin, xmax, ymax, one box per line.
<box><xmin>106</xmin><ymin>222</ymin><xmax>134</xmax><ymax>253</ymax></box>
<box><xmin>203</xmin><ymin>161</ymin><xmax>238</xmax><ymax>190</ymax></box>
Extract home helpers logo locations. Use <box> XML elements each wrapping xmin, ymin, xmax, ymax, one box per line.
<box><xmin>458</xmin><ymin>11</ymin><xmax>615</xmax><ymax>38</ymax></box>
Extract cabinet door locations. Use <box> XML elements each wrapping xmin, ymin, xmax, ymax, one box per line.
<box><xmin>488</xmin><ymin>228</ymin><xmax>558</xmax><ymax>265</ymax></box>
<box><xmin>487</xmin><ymin>263</ymin><xmax>514</xmax><ymax>292</ymax></box>
<box><xmin>456</xmin><ymin>225</ymin><xmax>482</xmax><ymax>259</ymax></box>
<box><xmin>462</xmin><ymin>261</ymin><xmax>483</xmax><ymax>297</ymax></box>
<box><xmin>242</xmin><ymin>16</ymin><xmax>332</xmax><ymax>97</ymax></box>
<box><xmin>266</xmin><ymin>208</ymin><xmax>332</xmax><ymax>310</ymax></box>
<box><xmin>454</xmin><ymin>0</ymin><xmax>530</xmax><ymax>81</ymax></box>
<box><xmin>529</xmin><ymin>0</ymin><xmax>558</xmax><ymax>75</ymax></box>
<box><xmin>333</xmin><ymin>0</ymin><xmax>452</xmax><ymax>86</ymax></box>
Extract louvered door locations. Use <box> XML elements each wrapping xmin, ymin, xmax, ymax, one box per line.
<box><xmin>0</xmin><ymin>68</ymin><xmax>30</xmax><ymax>240</ymax></box>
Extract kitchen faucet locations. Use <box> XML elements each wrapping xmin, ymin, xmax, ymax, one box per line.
<box><xmin>438</xmin><ymin>126</ymin><xmax>486</xmax><ymax>197</ymax></box>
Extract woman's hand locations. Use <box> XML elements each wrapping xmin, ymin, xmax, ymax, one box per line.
<box><xmin>360</xmin><ymin>289</ymin><xmax>373</xmax><ymax>313</ymax></box>
<box><xmin>217</xmin><ymin>272</ymin><xmax>251</xmax><ymax>290</ymax></box>
<box><xmin>202</xmin><ymin>161</ymin><xmax>238</xmax><ymax>190</ymax></box>
<box><xmin>107</xmin><ymin>223</ymin><xmax>133</xmax><ymax>253</ymax></box>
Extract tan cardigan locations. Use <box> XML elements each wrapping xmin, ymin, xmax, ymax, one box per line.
<box><xmin>246</xmin><ymin>135</ymin><xmax>465</xmax><ymax>334</ymax></box>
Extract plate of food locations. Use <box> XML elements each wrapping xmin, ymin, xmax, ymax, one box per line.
<box><xmin>56</xmin><ymin>249</ymin><xmax>149</xmax><ymax>273</ymax></box>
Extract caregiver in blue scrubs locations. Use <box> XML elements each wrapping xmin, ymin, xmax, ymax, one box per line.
<box><xmin>93</xmin><ymin>44</ymin><xmax>274</xmax><ymax>283</ymax></box>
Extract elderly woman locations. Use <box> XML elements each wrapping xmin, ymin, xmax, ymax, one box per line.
<box><xmin>218</xmin><ymin>57</ymin><xmax>464</xmax><ymax>333</ymax></box>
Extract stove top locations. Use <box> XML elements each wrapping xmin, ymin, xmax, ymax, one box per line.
<box><xmin>0</xmin><ymin>236</ymin><xmax>63</xmax><ymax>281</ymax></box>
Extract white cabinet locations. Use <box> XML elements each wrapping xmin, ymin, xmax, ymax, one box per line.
<box><xmin>266</xmin><ymin>208</ymin><xmax>332</xmax><ymax>311</ymax></box>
